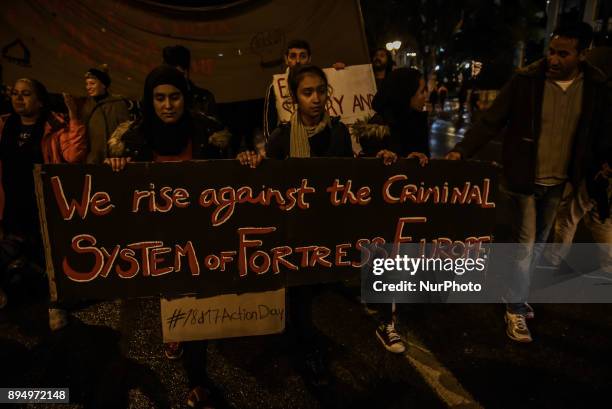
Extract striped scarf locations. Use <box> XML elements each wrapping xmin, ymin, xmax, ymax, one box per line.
<box><xmin>289</xmin><ymin>111</ymin><xmax>330</xmax><ymax>158</ymax></box>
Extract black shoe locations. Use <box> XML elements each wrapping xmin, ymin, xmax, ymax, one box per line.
<box><xmin>375</xmin><ymin>321</ymin><xmax>406</xmax><ymax>354</ymax></box>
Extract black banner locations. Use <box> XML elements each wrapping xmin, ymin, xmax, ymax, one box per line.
<box><xmin>34</xmin><ymin>159</ymin><xmax>497</xmax><ymax>302</ymax></box>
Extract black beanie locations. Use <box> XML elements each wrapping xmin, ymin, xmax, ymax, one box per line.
<box><xmin>85</xmin><ymin>68</ymin><xmax>111</xmax><ymax>88</ymax></box>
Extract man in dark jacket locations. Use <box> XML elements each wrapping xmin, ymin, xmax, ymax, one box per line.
<box><xmin>446</xmin><ymin>23</ymin><xmax>611</xmax><ymax>343</ymax></box>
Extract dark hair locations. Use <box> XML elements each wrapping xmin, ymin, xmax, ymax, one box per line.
<box><xmin>552</xmin><ymin>22</ymin><xmax>594</xmax><ymax>52</ymax></box>
<box><xmin>372</xmin><ymin>47</ymin><xmax>395</xmax><ymax>75</ymax></box>
<box><xmin>14</xmin><ymin>78</ymin><xmax>49</xmax><ymax>111</ymax></box>
<box><xmin>372</xmin><ymin>67</ymin><xmax>423</xmax><ymax>116</ymax></box>
<box><xmin>287</xmin><ymin>64</ymin><xmax>328</xmax><ymax>100</ymax></box>
<box><xmin>162</xmin><ymin>45</ymin><xmax>191</xmax><ymax>71</ymax></box>
<box><xmin>3</xmin><ymin>78</ymin><xmax>50</xmax><ymax>148</ymax></box>
<box><xmin>285</xmin><ymin>39</ymin><xmax>311</xmax><ymax>56</ymax></box>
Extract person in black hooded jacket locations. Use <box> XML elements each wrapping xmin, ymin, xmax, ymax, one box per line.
<box><xmin>106</xmin><ymin>65</ymin><xmax>230</xmax><ymax>409</ymax></box>
<box><xmin>355</xmin><ymin>67</ymin><xmax>429</xmax><ymax>166</ymax></box>
<box><xmin>353</xmin><ymin>67</ymin><xmax>430</xmax><ymax>354</ymax></box>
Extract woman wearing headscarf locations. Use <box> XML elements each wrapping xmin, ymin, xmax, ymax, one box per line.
<box><xmin>81</xmin><ymin>65</ymin><xmax>131</xmax><ymax>164</ymax></box>
<box><xmin>0</xmin><ymin>78</ymin><xmax>86</xmax><ymax>326</ymax></box>
<box><xmin>356</xmin><ymin>67</ymin><xmax>430</xmax><ymax>163</ymax></box>
<box><xmin>237</xmin><ymin>64</ymin><xmax>396</xmax><ymax>388</ymax></box>
<box><xmin>353</xmin><ymin>67</ymin><xmax>430</xmax><ymax>354</ymax></box>
<box><xmin>107</xmin><ymin>65</ymin><xmax>230</xmax><ymax>408</ymax></box>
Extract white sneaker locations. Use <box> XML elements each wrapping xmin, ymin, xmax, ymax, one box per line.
<box><xmin>376</xmin><ymin>321</ymin><xmax>406</xmax><ymax>353</ymax></box>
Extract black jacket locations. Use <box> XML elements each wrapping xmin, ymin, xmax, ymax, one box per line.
<box><xmin>107</xmin><ymin>112</ymin><xmax>231</xmax><ymax>160</ymax></box>
<box><xmin>353</xmin><ymin>111</ymin><xmax>430</xmax><ymax>158</ymax></box>
<box><xmin>266</xmin><ymin>117</ymin><xmax>353</xmax><ymax>159</ymax></box>
<box><xmin>453</xmin><ymin>59</ymin><xmax>611</xmax><ymax>195</ymax></box>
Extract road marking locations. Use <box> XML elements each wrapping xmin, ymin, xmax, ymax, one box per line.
<box><xmin>363</xmin><ymin>301</ymin><xmax>483</xmax><ymax>408</ymax></box>
<box><xmin>403</xmin><ymin>333</ymin><xmax>483</xmax><ymax>408</ymax></box>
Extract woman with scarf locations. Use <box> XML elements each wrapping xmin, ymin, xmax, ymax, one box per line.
<box><xmin>106</xmin><ymin>65</ymin><xmax>230</xmax><ymax>408</ymax></box>
<box><xmin>0</xmin><ymin>78</ymin><xmax>86</xmax><ymax>326</ymax></box>
<box><xmin>238</xmin><ymin>64</ymin><xmax>398</xmax><ymax>387</ymax></box>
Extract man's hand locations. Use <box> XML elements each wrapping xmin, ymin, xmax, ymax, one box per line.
<box><xmin>237</xmin><ymin>151</ymin><xmax>264</xmax><ymax>168</ymax></box>
<box><xmin>376</xmin><ymin>149</ymin><xmax>397</xmax><ymax>166</ymax></box>
<box><xmin>407</xmin><ymin>152</ymin><xmax>429</xmax><ymax>167</ymax></box>
<box><xmin>332</xmin><ymin>62</ymin><xmax>346</xmax><ymax>70</ymax></box>
<box><xmin>104</xmin><ymin>157</ymin><xmax>131</xmax><ymax>172</ymax></box>
<box><xmin>445</xmin><ymin>151</ymin><xmax>462</xmax><ymax>161</ymax></box>
<box><xmin>62</xmin><ymin>93</ymin><xmax>78</xmax><ymax>120</ymax></box>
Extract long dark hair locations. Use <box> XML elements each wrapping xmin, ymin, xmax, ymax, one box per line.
<box><xmin>372</xmin><ymin>67</ymin><xmax>423</xmax><ymax>121</ymax></box>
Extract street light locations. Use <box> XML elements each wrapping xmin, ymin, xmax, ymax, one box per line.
<box><xmin>385</xmin><ymin>41</ymin><xmax>402</xmax><ymax>51</ymax></box>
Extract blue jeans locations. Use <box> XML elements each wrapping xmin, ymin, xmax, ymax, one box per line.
<box><xmin>503</xmin><ymin>183</ymin><xmax>565</xmax><ymax>314</ymax></box>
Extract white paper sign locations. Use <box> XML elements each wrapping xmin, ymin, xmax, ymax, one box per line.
<box><xmin>161</xmin><ymin>289</ymin><xmax>285</xmax><ymax>342</ymax></box>
<box><xmin>272</xmin><ymin>64</ymin><xmax>377</xmax><ymax>125</ymax></box>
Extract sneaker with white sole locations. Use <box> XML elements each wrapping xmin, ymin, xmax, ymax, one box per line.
<box><xmin>376</xmin><ymin>321</ymin><xmax>406</xmax><ymax>353</ymax></box>
<box><xmin>505</xmin><ymin>312</ymin><xmax>532</xmax><ymax>343</ymax></box>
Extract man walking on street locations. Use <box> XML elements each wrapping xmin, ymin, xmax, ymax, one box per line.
<box><xmin>446</xmin><ymin>23</ymin><xmax>610</xmax><ymax>343</ymax></box>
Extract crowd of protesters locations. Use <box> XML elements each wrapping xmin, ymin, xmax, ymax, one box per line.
<box><xmin>0</xmin><ymin>21</ymin><xmax>610</xmax><ymax>408</ymax></box>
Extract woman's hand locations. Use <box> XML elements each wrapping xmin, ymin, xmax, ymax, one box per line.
<box><xmin>407</xmin><ymin>152</ymin><xmax>428</xmax><ymax>167</ymax></box>
<box><xmin>376</xmin><ymin>149</ymin><xmax>397</xmax><ymax>166</ymax></box>
<box><xmin>62</xmin><ymin>93</ymin><xmax>78</xmax><ymax>120</ymax></box>
<box><xmin>104</xmin><ymin>157</ymin><xmax>131</xmax><ymax>172</ymax></box>
<box><xmin>237</xmin><ymin>151</ymin><xmax>264</xmax><ymax>169</ymax></box>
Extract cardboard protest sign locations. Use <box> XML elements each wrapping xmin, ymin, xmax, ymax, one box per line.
<box><xmin>161</xmin><ymin>289</ymin><xmax>285</xmax><ymax>342</ymax></box>
<box><xmin>34</xmin><ymin>159</ymin><xmax>497</xmax><ymax>302</ymax></box>
<box><xmin>272</xmin><ymin>64</ymin><xmax>377</xmax><ymax>124</ymax></box>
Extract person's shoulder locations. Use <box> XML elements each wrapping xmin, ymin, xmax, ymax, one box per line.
<box><xmin>582</xmin><ymin>61</ymin><xmax>608</xmax><ymax>84</ymax></box>
<box><xmin>329</xmin><ymin>116</ymin><xmax>348</xmax><ymax>131</ymax></box>
<box><xmin>271</xmin><ymin>122</ymin><xmax>290</xmax><ymax>137</ymax></box>
<box><xmin>268</xmin><ymin>123</ymin><xmax>290</xmax><ymax>144</ymax></box>
<box><xmin>0</xmin><ymin>113</ymin><xmax>11</xmax><ymax>134</ymax></box>
<box><xmin>190</xmin><ymin>82</ymin><xmax>214</xmax><ymax>98</ymax></box>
